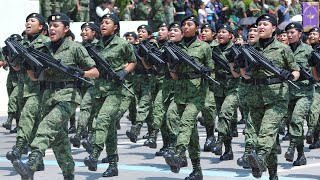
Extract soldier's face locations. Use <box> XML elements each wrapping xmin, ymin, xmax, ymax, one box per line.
<box><xmin>49</xmin><ymin>22</ymin><xmax>69</xmax><ymax>42</ymax></box>
<box><xmin>217</xmin><ymin>29</ymin><xmax>232</xmax><ymax>44</ymax></box>
<box><xmin>158</xmin><ymin>27</ymin><xmax>169</xmax><ymax>41</ymax></box>
<box><xmin>100</xmin><ymin>19</ymin><xmax>117</xmax><ymax>36</ymax></box>
<box><xmin>125</xmin><ymin>36</ymin><xmax>137</xmax><ymax>44</ymax></box>
<box><xmin>201</xmin><ymin>28</ymin><xmax>215</xmax><ymax>42</ymax></box>
<box><xmin>279</xmin><ymin>33</ymin><xmax>289</xmax><ymax>44</ymax></box>
<box><xmin>287</xmin><ymin>29</ymin><xmax>301</xmax><ymax>44</ymax></box>
<box><xmin>25</xmin><ymin>18</ymin><xmax>43</xmax><ymax>36</ymax></box>
<box><xmin>308</xmin><ymin>32</ymin><xmax>320</xmax><ymax>45</ymax></box>
<box><xmin>138</xmin><ymin>29</ymin><xmax>150</xmax><ymax>41</ymax></box>
<box><xmin>169</xmin><ymin>28</ymin><xmax>183</xmax><ymax>42</ymax></box>
<box><xmin>257</xmin><ymin>21</ymin><xmax>276</xmax><ymax>39</ymax></box>
<box><xmin>81</xmin><ymin>27</ymin><xmax>95</xmax><ymax>42</ymax></box>
<box><xmin>248</xmin><ymin>28</ymin><xmax>259</xmax><ymax>43</ymax></box>
<box><xmin>182</xmin><ymin>20</ymin><xmax>198</xmax><ymax>37</ymax></box>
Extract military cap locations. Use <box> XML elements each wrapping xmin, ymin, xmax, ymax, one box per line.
<box><xmin>137</xmin><ymin>24</ymin><xmax>153</xmax><ymax>34</ymax></box>
<box><xmin>47</xmin><ymin>13</ymin><xmax>70</xmax><ymax>26</ymax></box>
<box><xmin>124</xmin><ymin>32</ymin><xmax>138</xmax><ymax>39</ymax></box>
<box><xmin>26</xmin><ymin>13</ymin><xmax>46</xmax><ymax>26</ymax></box>
<box><xmin>217</xmin><ymin>24</ymin><xmax>233</xmax><ymax>33</ymax></box>
<box><xmin>237</xmin><ymin>34</ymin><xmax>247</xmax><ymax>41</ymax></box>
<box><xmin>309</xmin><ymin>27</ymin><xmax>320</xmax><ymax>33</ymax></box>
<box><xmin>256</xmin><ymin>14</ymin><xmax>277</xmax><ymax>26</ymax></box>
<box><xmin>181</xmin><ymin>15</ymin><xmax>200</xmax><ymax>26</ymax></box>
<box><xmin>101</xmin><ymin>13</ymin><xmax>120</xmax><ymax>25</ymax></box>
<box><xmin>157</xmin><ymin>22</ymin><xmax>169</xmax><ymax>29</ymax></box>
<box><xmin>276</xmin><ymin>28</ymin><xmax>286</xmax><ymax>35</ymax></box>
<box><xmin>169</xmin><ymin>22</ymin><xmax>181</xmax><ymax>30</ymax></box>
<box><xmin>285</xmin><ymin>22</ymin><xmax>303</xmax><ymax>32</ymax></box>
<box><xmin>201</xmin><ymin>24</ymin><xmax>216</xmax><ymax>33</ymax></box>
<box><xmin>10</xmin><ymin>34</ymin><xmax>22</xmax><ymax>41</ymax></box>
<box><xmin>81</xmin><ymin>22</ymin><xmax>99</xmax><ymax>32</ymax></box>
<box><xmin>249</xmin><ymin>24</ymin><xmax>258</xmax><ymax>30</ymax></box>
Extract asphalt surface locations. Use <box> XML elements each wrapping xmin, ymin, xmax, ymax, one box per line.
<box><xmin>0</xmin><ymin>114</ymin><xmax>319</xmax><ymax>180</ymax></box>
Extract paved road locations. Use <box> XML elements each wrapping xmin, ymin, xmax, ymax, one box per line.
<box><xmin>0</xmin><ymin>115</ymin><xmax>319</xmax><ymax>180</ymax></box>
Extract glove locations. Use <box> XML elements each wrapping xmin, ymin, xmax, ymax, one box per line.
<box><xmin>280</xmin><ymin>69</ymin><xmax>294</xmax><ymax>80</ymax></box>
<box><xmin>236</xmin><ymin>56</ymin><xmax>246</xmax><ymax>68</ymax></box>
<box><xmin>116</xmin><ymin>69</ymin><xmax>128</xmax><ymax>81</ymax></box>
<box><xmin>68</xmin><ymin>66</ymin><xmax>85</xmax><ymax>77</ymax></box>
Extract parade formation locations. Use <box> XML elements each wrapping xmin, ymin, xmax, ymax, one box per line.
<box><xmin>0</xmin><ymin>4</ymin><xmax>320</xmax><ymax>180</ymax></box>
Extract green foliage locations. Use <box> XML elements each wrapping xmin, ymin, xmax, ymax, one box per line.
<box><xmin>244</xmin><ymin>0</ymin><xmax>253</xmax><ymax>8</ymax></box>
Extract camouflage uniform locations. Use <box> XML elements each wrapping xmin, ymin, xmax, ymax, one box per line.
<box><xmin>150</xmin><ymin>0</ymin><xmax>166</xmax><ymax>31</ymax></box>
<box><xmin>246</xmin><ymin>39</ymin><xmax>300</xmax><ymax>178</ymax></box>
<box><xmin>249</xmin><ymin>2</ymin><xmax>262</xmax><ymax>17</ymax></box>
<box><xmin>41</xmin><ymin>0</ymin><xmax>76</xmax><ymax>19</ymax></box>
<box><xmin>76</xmin><ymin>0</ymin><xmax>90</xmax><ymax>22</ymax></box>
<box><xmin>135</xmin><ymin>1</ymin><xmax>150</xmax><ymax>20</ymax></box>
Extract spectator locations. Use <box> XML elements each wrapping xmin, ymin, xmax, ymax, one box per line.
<box><xmin>207</xmin><ymin>0</ymin><xmax>228</xmax><ymax>28</ymax></box>
<box><xmin>265</xmin><ymin>0</ymin><xmax>278</xmax><ymax>16</ymax></box>
<box><xmin>198</xmin><ymin>2</ymin><xmax>208</xmax><ymax>25</ymax></box>
<box><xmin>76</xmin><ymin>0</ymin><xmax>90</xmax><ymax>22</ymax></box>
<box><xmin>135</xmin><ymin>0</ymin><xmax>151</xmax><ymax>20</ymax></box>
<box><xmin>164</xmin><ymin>0</ymin><xmax>175</xmax><ymax>24</ymax></box>
<box><xmin>234</xmin><ymin>0</ymin><xmax>247</xmax><ymax>22</ymax></box>
<box><xmin>173</xmin><ymin>0</ymin><xmax>185</xmax><ymax>21</ymax></box>
<box><xmin>249</xmin><ymin>0</ymin><xmax>262</xmax><ymax>17</ymax></box>
<box><xmin>95</xmin><ymin>0</ymin><xmax>113</xmax><ymax>23</ymax></box>
<box><xmin>185</xmin><ymin>0</ymin><xmax>198</xmax><ymax>16</ymax></box>
<box><xmin>289</xmin><ymin>0</ymin><xmax>302</xmax><ymax>18</ymax></box>
<box><xmin>278</xmin><ymin>0</ymin><xmax>290</xmax><ymax>24</ymax></box>
<box><xmin>123</xmin><ymin>1</ymin><xmax>136</xmax><ymax>21</ymax></box>
<box><xmin>149</xmin><ymin>0</ymin><xmax>166</xmax><ymax>31</ymax></box>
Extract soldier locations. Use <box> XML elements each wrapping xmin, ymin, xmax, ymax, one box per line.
<box><xmin>12</xmin><ymin>12</ymin><xmax>99</xmax><ymax>179</ymax></box>
<box><xmin>237</xmin><ymin>23</ymin><xmax>259</xmax><ymax>169</ymax></box>
<box><xmin>135</xmin><ymin>0</ymin><xmax>151</xmax><ymax>21</ymax></box>
<box><xmin>164</xmin><ymin>15</ymin><xmax>213</xmax><ymax>180</ymax></box>
<box><xmin>283</xmin><ymin>22</ymin><xmax>313</xmax><ymax>166</ymax></box>
<box><xmin>211</xmin><ymin>24</ymin><xmax>240</xmax><ymax>161</ymax></box>
<box><xmin>83</xmin><ymin>13</ymin><xmax>136</xmax><ymax>177</ymax></box>
<box><xmin>70</xmin><ymin>22</ymin><xmax>100</xmax><ymax>148</ymax></box>
<box><xmin>6</xmin><ymin>14</ymin><xmax>50</xmax><ymax>173</ymax></box>
<box><xmin>307</xmin><ymin>27</ymin><xmax>320</xmax><ymax>149</ymax></box>
<box><xmin>244</xmin><ymin>14</ymin><xmax>300</xmax><ymax>179</ymax></box>
<box><xmin>76</xmin><ymin>0</ymin><xmax>90</xmax><ymax>22</ymax></box>
<box><xmin>149</xmin><ymin>0</ymin><xmax>166</xmax><ymax>31</ymax></box>
<box><xmin>199</xmin><ymin>24</ymin><xmax>218</xmax><ymax>152</ymax></box>
<box><xmin>278</xmin><ymin>29</ymin><xmax>289</xmax><ymax>45</ymax></box>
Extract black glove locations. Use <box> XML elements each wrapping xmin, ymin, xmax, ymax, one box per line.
<box><xmin>280</xmin><ymin>69</ymin><xmax>294</xmax><ymax>80</ymax></box>
<box><xmin>309</xmin><ymin>53</ymin><xmax>317</xmax><ymax>67</ymax></box>
<box><xmin>116</xmin><ymin>69</ymin><xmax>128</xmax><ymax>81</ymax></box>
<box><xmin>200</xmin><ymin>65</ymin><xmax>210</xmax><ymax>74</ymax></box>
<box><xmin>68</xmin><ymin>66</ymin><xmax>85</xmax><ymax>77</ymax></box>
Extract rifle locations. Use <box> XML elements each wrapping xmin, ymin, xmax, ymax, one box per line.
<box><xmin>83</xmin><ymin>43</ymin><xmax>134</xmax><ymax>94</ymax></box>
<box><xmin>297</xmin><ymin>63</ymin><xmax>316</xmax><ymax>85</ymax></box>
<box><xmin>238</xmin><ymin>45</ymin><xmax>259</xmax><ymax>72</ymax></box>
<box><xmin>138</xmin><ymin>40</ymin><xmax>165</xmax><ymax>65</ymax></box>
<box><xmin>163</xmin><ymin>41</ymin><xmax>220</xmax><ymax>85</ymax></box>
<box><xmin>212</xmin><ymin>50</ymin><xmax>232</xmax><ymax>74</ymax></box>
<box><xmin>5</xmin><ymin>37</ymin><xmax>45</xmax><ymax>78</ymax></box>
<box><xmin>244</xmin><ymin>46</ymin><xmax>300</xmax><ymax>89</ymax></box>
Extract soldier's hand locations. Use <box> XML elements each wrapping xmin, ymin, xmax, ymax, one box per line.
<box><xmin>68</xmin><ymin>66</ymin><xmax>85</xmax><ymax>77</ymax></box>
<box><xmin>116</xmin><ymin>69</ymin><xmax>129</xmax><ymax>81</ymax></box>
<box><xmin>280</xmin><ymin>69</ymin><xmax>294</xmax><ymax>80</ymax></box>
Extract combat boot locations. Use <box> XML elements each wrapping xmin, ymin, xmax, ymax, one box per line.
<box><xmin>278</xmin><ymin>121</ymin><xmax>286</xmax><ymax>135</ymax></box>
<box><xmin>164</xmin><ymin>147</ymin><xmax>185</xmax><ymax>173</ymax></box>
<box><xmin>102</xmin><ymin>154</ymin><xmax>119</xmax><ymax>177</ymax></box>
<box><xmin>247</xmin><ymin>152</ymin><xmax>266</xmax><ymax>178</ymax></box>
<box><xmin>305</xmin><ymin>129</ymin><xmax>314</xmax><ymax>144</ymax></box>
<box><xmin>185</xmin><ymin>158</ymin><xmax>203</xmax><ymax>180</ymax></box>
<box><xmin>6</xmin><ymin>138</ymin><xmax>26</xmax><ymax>161</ymax></box>
<box><xmin>203</xmin><ymin>126</ymin><xmax>215</xmax><ymax>152</ymax></box>
<box><xmin>102</xmin><ymin>154</ymin><xmax>119</xmax><ymax>163</ymax></box>
<box><xmin>84</xmin><ymin>148</ymin><xmax>101</xmax><ymax>171</ymax></box>
<box><xmin>180</xmin><ymin>152</ymin><xmax>188</xmax><ymax>167</ymax></box>
<box><xmin>293</xmin><ymin>143</ymin><xmax>306</xmax><ymax>166</ymax></box>
<box><xmin>220</xmin><ymin>139</ymin><xmax>233</xmax><ymax>161</ymax></box>
<box><xmin>142</xmin><ymin>122</ymin><xmax>152</xmax><ymax>139</ymax></box>
<box><xmin>282</xmin><ymin>132</ymin><xmax>290</xmax><ymax>141</ymax></box>
<box><xmin>268</xmin><ymin>166</ymin><xmax>278</xmax><ymax>180</ymax></box>
<box><xmin>82</xmin><ymin>133</ymin><xmax>93</xmax><ymax>154</ymax></box>
<box><xmin>276</xmin><ymin>135</ymin><xmax>281</xmax><ymax>154</ymax></box>
<box><xmin>63</xmin><ymin>174</ymin><xmax>74</xmax><ymax>180</ymax></box>
<box><xmin>126</xmin><ymin>123</ymin><xmax>142</xmax><ymax>143</ymax></box>
<box><xmin>285</xmin><ymin>138</ymin><xmax>296</xmax><ymax>162</ymax></box>
<box><xmin>12</xmin><ymin>151</ymin><xmax>42</xmax><ymax>180</ymax></box>
<box><xmin>70</xmin><ymin>125</ymin><xmax>85</xmax><ymax>148</ymax></box>
<box><xmin>10</xmin><ymin>127</ymin><xmax>17</xmax><ymax>133</ymax></box>
<box><xmin>211</xmin><ymin>136</ymin><xmax>223</xmax><ymax>155</ymax></box>
<box><xmin>155</xmin><ymin>133</ymin><xmax>169</xmax><ymax>156</ymax></box>
<box><xmin>231</xmin><ymin>123</ymin><xmax>238</xmax><ymax>137</ymax></box>
<box><xmin>2</xmin><ymin>113</ymin><xmax>14</xmax><ymax>130</ymax></box>
<box><xmin>143</xmin><ymin>129</ymin><xmax>159</xmax><ymax>149</ymax></box>
<box><xmin>237</xmin><ymin>156</ymin><xmax>250</xmax><ymax>169</ymax></box>
<box><xmin>309</xmin><ymin>129</ymin><xmax>320</xmax><ymax>149</ymax></box>
<box><xmin>237</xmin><ymin>118</ymin><xmax>245</xmax><ymax>124</ymax></box>
<box><xmin>68</xmin><ymin>115</ymin><xmax>76</xmax><ymax>134</ymax></box>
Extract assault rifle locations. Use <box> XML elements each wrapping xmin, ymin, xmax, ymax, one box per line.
<box><xmin>297</xmin><ymin>63</ymin><xmax>315</xmax><ymax>85</ymax></box>
<box><xmin>163</xmin><ymin>41</ymin><xmax>220</xmax><ymax>85</ymax></box>
<box><xmin>243</xmin><ymin>46</ymin><xmax>300</xmax><ymax>89</ymax></box>
<box><xmin>212</xmin><ymin>50</ymin><xmax>232</xmax><ymax>74</ymax></box>
<box><xmin>5</xmin><ymin>37</ymin><xmax>44</xmax><ymax>77</ymax></box>
<box><xmin>238</xmin><ymin>45</ymin><xmax>259</xmax><ymax>72</ymax></box>
<box><xmin>84</xmin><ymin>43</ymin><xmax>134</xmax><ymax>94</ymax></box>
<box><xmin>138</xmin><ymin>40</ymin><xmax>165</xmax><ymax>65</ymax></box>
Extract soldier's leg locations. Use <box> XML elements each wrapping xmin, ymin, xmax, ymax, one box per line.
<box><xmin>103</xmin><ymin>120</ymin><xmax>119</xmax><ymax>177</ymax></box>
<box><xmin>166</xmin><ymin>101</ymin><xmax>182</xmax><ymax>152</ymax></box>
<box><xmin>306</xmin><ymin>90</ymin><xmax>320</xmax><ymax>144</ymax></box>
<box><xmin>266</xmin><ymin>143</ymin><xmax>278</xmax><ymax>180</ymax></box>
<box><xmin>186</xmin><ymin>125</ymin><xmax>203</xmax><ymax>180</ymax></box>
<box><xmin>3</xmin><ymin>84</ymin><xmax>19</xmax><ymax>130</ymax></box>
<box><xmin>211</xmin><ymin>96</ymin><xmax>225</xmax><ymax>154</ymax></box>
<box><xmin>68</xmin><ymin>113</ymin><xmax>76</xmax><ymax>134</ymax></box>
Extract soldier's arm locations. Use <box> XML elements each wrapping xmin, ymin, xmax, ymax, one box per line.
<box><xmin>124</xmin><ymin>42</ymin><xmax>137</xmax><ymax>73</ymax></box>
<box><xmin>285</xmin><ymin>47</ymin><xmax>300</xmax><ymax>81</ymax></box>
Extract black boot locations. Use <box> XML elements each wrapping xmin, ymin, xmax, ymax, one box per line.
<box><xmin>68</xmin><ymin>115</ymin><xmax>76</xmax><ymax>134</ymax></box>
<box><xmin>211</xmin><ymin>136</ymin><xmax>223</xmax><ymax>155</ymax></box>
<box><xmin>142</xmin><ymin>123</ymin><xmax>152</xmax><ymax>139</ymax></box>
<box><xmin>237</xmin><ymin>118</ymin><xmax>245</xmax><ymax>124</ymax></box>
<box><xmin>197</xmin><ymin>115</ymin><xmax>205</xmax><ymax>126</ymax></box>
<box><xmin>84</xmin><ymin>148</ymin><xmax>101</xmax><ymax>171</ymax></box>
<box><xmin>220</xmin><ymin>139</ymin><xmax>233</xmax><ymax>161</ymax></box>
<box><xmin>155</xmin><ymin>133</ymin><xmax>169</xmax><ymax>156</ymax></box>
<box><xmin>247</xmin><ymin>153</ymin><xmax>266</xmax><ymax>178</ymax></box>
<box><xmin>268</xmin><ymin>166</ymin><xmax>278</xmax><ymax>180</ymax></box>
<box><xmin>309</xmin><ymin>129</ymin><xmax>320</xmax><ymax>149</ymax></box>
<box><xmin>64</xmin><ymin>174</ymin><xmax>74</xmax><ymax>180</ymax></box>
<box><xmin>279</xmin><ymin>121</ymin><xmax>286</xmax><ymax>135</ymax></box>
<box><xmin>12</xmin><ymin>151</ymin><xmax>42</xmax><ymax>180</ymax></box>
<box><xmin>2</xmin><ymin>113</ymin><xmax>14</xmax><ymax>130</ymax></box>
<box><xmin>68</xmin><ymin>125</ymin><xmax>76</xmax><ymax>134</ymax></box>
<box><xmin>237</xmin><ymin>156</ymin><xmax>250</xmax><ymax>169</ymax></box>
<box><xmin>70</xmin><ymin>125</ymin><xmax>84</xmax><ymax>148</ymax></box>
<box><xmin>143</xmin><ymin>129</ymin><xmax>159</xmax><ymax>149</ymax></box>
<box><xmin>231</xmin><ymin>123</ymin><xmax>238</xmax><ymax>137</ymax></box>
<box><xmin>203</xmin><ymin>126</ymin><xmax>215</xmax><ymax>152</ymax></box>
<box><xmin>6</xmin><ymin>138</ymin><xmax>26</xmax><ymax>161</ymax></box>
<box><xmin>285</xmin><ymin>138</ymin><xmax>296</xmax><ymax>162</ymax></box>
<box><xmin>101</xmin><ymin>154</ymin><xmax>119</xmax><ymax>163</ymax></box>
<box><xmin>82</xmin><ymin>133</ymin><xmax>93</xmax><ymax>154</ymax></box>
<box><xmin>10</xmin><ymin>127</ymin><xmax>17</xmax><ymax>133</ymax></box>
<box><xmin>102</xmin><ymin>154</ymin><xmax>119</xmax><ymax>177</ymax></box>
<box><xmin>164</xmin><ymin>148</ymin><xmax>184</xmax><ymax>173</ymax></box>
<box><xmin>305</xmin><ymin>129</ymin><xmax>314</xmax><ymax>144</ymax></box>
<box><xmin>185</xmin><ymin>158</ymin><xmax>203</xmax><ymax>180</ymax></box>
<box><xmin>126</xmin><ymin>123</ymin><xmax>142</xmax><ymax>143</ymax></box>
<box><xmin>276</xmin><ymin>135</ymin><xmax>281</xmax><ymax>154</ymax></box>
<box><xmin>293</xmin><ymin>143</ymin><xmax>307</xmax><ymax>166</ymax></box>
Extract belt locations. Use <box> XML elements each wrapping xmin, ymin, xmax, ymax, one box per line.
<box><xmin>40</xmin><ymin>81</ymin><xmax>78</xmax><ymax>90</ymax></box>
<box><xmin>242</xmin><ymin>77</ymin><xmax>283</xmax><ymax>85</ymax></box>
<box><xmin>178</xmin><ymin>72</ymin><xmax>202</xmax><ymax>80</ymax></box>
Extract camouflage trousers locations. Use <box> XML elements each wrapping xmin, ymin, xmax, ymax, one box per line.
<box><xmin>30</xmin><ymin>92</ymin><xmax>78</xmax><ymax>177</ymax></box>
<box><xmin>78</xmin><ymin>85</ymin><xmax>97</xmax><ymax>134</ymax></box>
<box><xmin>201</xmin><ymin>88</ymin><xmax>217</xmax><ymax>129</ymax></box>
<box><xmin>239</xmin><ymin>81</ymin><xmax>249</xmax><ymax>122</ymax></box>
<box><xmin>6</xmin><ymin>72</ymin><xmax>19</xmax><ymax>116</ymax></box>
<box><xmin>307</xmin><ymin>87</ymin><xmax>320</xmax><ymax>132</ymax></box>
